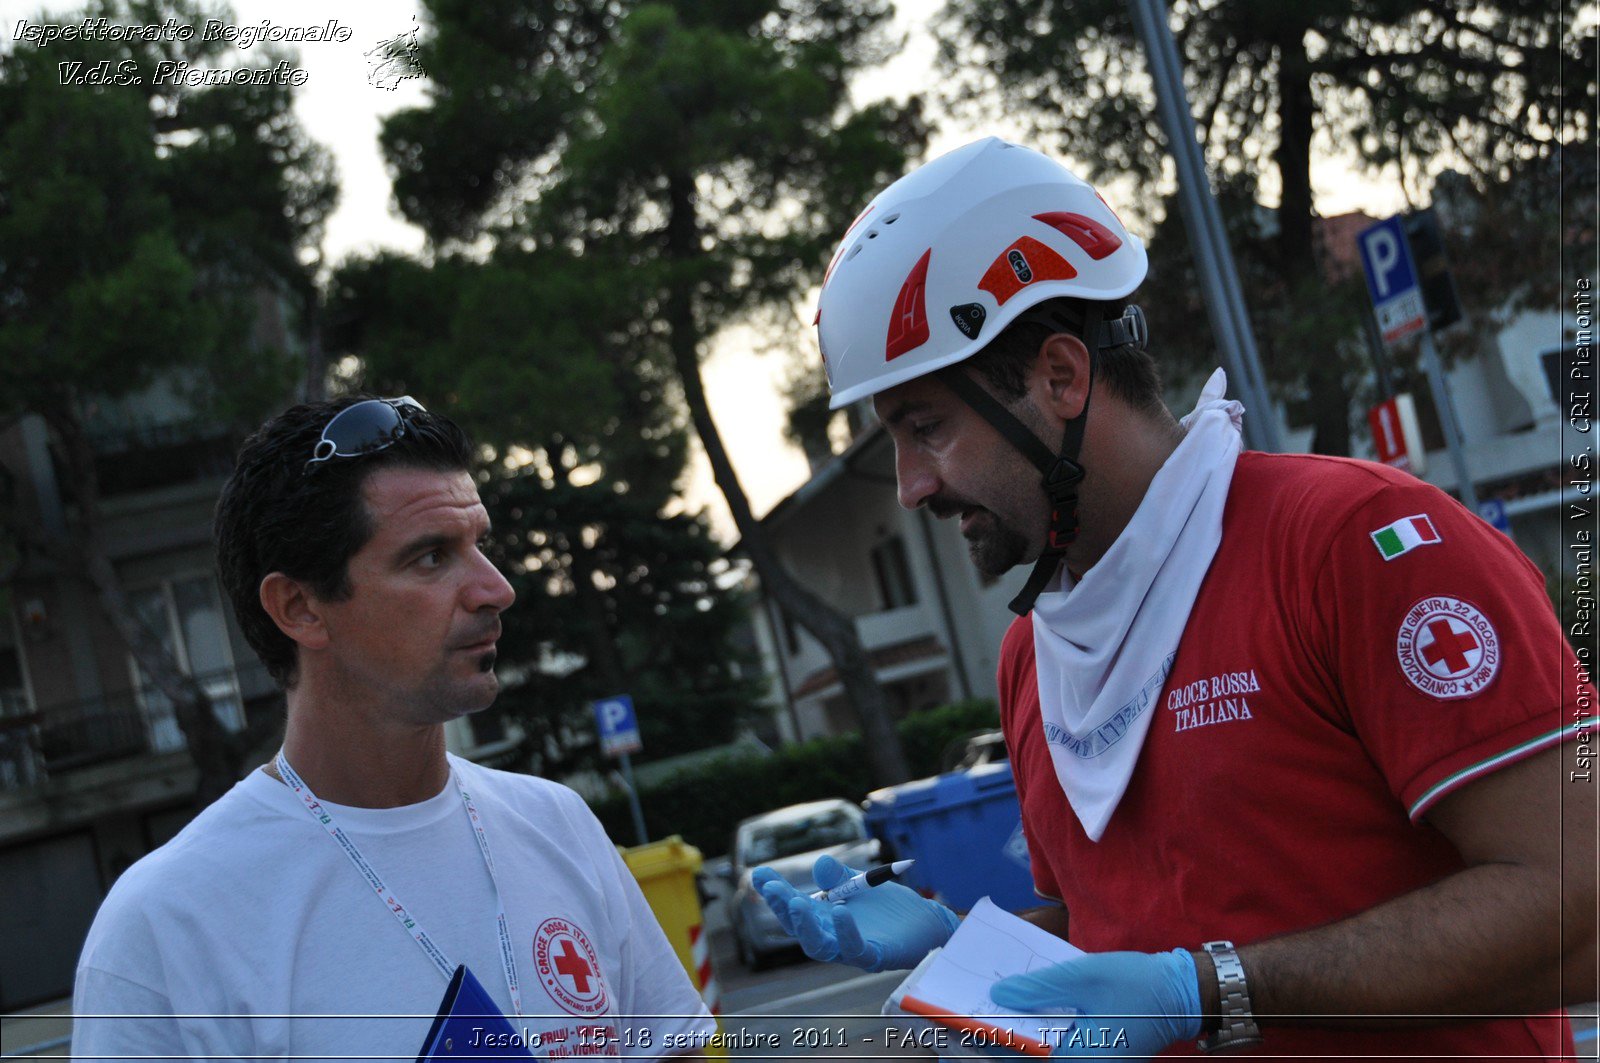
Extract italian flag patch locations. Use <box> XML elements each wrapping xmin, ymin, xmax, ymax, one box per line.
<box><xmin>1371</xmin><ymin>514</ymin><xmax>1441</xmax><ymax>561</ymax></box>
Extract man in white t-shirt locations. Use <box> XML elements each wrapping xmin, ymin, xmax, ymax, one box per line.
<box><xmin>73</xmin><ymin>397</ymin><xmax>714</xmax><ymax>1060</ymax></box>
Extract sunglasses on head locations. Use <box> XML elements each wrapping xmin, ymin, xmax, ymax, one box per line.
<box><xmin>305</xmin><ymin>396</ymin><xmax>426</xmax><ymax>470</ymax></box>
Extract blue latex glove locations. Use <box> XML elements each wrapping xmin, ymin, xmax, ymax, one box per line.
<box><xmin>750</xmin><ymin>854</ymin><xmax>960</xmax><ymax>972</ymax></box>
<box><xmin>989</xmin><ymin>949</ymin><xmax>1202</xmax><ymax>1059</ymax></box>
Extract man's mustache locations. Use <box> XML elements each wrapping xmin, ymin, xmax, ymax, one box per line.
<box><xmin>927</xmin><ymin>495</ymin><xmax>978</xmax><ymax>520</ymax></box>
<box><xmin>452</xmin><ymin>622</ymin><xmax>502</xmax><ymax>648</ymax></box>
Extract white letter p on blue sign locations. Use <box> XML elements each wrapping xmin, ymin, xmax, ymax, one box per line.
<box><xmin>1366</xmin><ymin>229</ymin><xmax>1399</xmax><ymax>297</ymax></box>
<box><xmin>1358</xmin><ymin>215</ymin><xmax>1426</xmax><ymax>345</ymax></box>
<box><xmin>594</xmin><ymin>694</ymin><xmax>641</xmax><ymax>755</ymax></box>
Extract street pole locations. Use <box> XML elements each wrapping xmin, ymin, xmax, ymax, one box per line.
<box><xmin>1363</xmin><ymin>309</ymin><xmax>1396</xmax><ymax>401</ymax></box>
<box><xmin>1127</xmin><ymin>0</ymin><xmax>1282</xmax><ymax>452</ymax></box>
<box><xmin>617</xmin><ymin>751</ymin><xmax>649</xmax><ymax>846</ymax></box>
<box><xmin>1417</xmin><ymin>330</ymin><xmax>1479</xmax><ymax>511</ymax></box>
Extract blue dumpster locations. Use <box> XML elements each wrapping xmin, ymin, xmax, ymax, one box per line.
<box><xmin>862</xmin><ymin>761</ymin><xmax>1039</xmax><ymax>911</ymax></box>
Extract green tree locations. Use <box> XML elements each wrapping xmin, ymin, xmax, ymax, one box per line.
<box><xmin>1134</xmin><ymin>174</ymin><xmax>1374</xmax><ymax>429</ymax></box>
<box><xmin>0</xmin><ymin>0</ymin><xmax>335</xmax><ymax>805</ymax></box>
<box><xmin>327</xmin><ymin>246</ymin><xmax>766</xmax><ymax>774</ymax></box>
<box><xmin>937</xmin><ymin>0</ymin><xmax>1585</xmax><ymax>454</ymax></box>
<box><xmin>488</xmin><ymin>465</ymin><xmax>768</xmax><ymax>774</ymax></box>
<box><xmin>377</xmin><ymin>0</ymin><xmax>929</xmax><ymax>783</ymax></box>
<box><xmin>1429</xmin><ymin>154</ymin><xmax>1594</xmax><ymax>336</ymax></box>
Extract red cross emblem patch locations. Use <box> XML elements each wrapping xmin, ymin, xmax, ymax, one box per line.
<box><xmin>1396</xmin><ymin>596</ymin><xmax>1501</xmax><ymax>700</ymax></box>
<box><xmin>532</xmin><ymin>917</ymin><xmax>611</xmax><ymax>1015</ymax></box>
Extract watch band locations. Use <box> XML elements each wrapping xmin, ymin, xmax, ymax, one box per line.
<box><xmin>1197</xmin><ymin>941</ymin><xmax>1263</xmax><ymax>1053</ymax></box>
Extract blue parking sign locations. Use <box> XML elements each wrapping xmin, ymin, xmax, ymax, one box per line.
<box><xmin>593</xmin><ymin>694</ymin><xmax>642</xmax><ymax>757</ymax></box>
<box><xmin>1358</xmin><ymin>216</ymin><xmax>1428</xmax><ymax>345</ymax></box>
<box><xmin>1477</xmin><ymin>499</ymin><xmax>1512</xmax><ymax>537</ymax></box>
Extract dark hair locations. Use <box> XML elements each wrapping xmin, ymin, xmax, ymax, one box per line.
<box><xmin>214</xmin><ymin>396</ymin><xmax>475</xmax><ymax>687</ymax></box>
<box><xmin>960</xmin><ymin>297</ymin><xmax>1164</xmax><ymax>411</ymax></box>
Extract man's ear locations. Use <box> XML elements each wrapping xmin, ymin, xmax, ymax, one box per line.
<box><xmin>1031</xmin><ymin>332</ymin><xmax>1093</xmax><ymax>420</ymax></box>
<box><xmin>259</xmin><ymin>572</ymin><xmax>331</xmax><ymax>651</ymax></box>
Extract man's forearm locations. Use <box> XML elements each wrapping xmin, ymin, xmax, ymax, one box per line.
<box><xmin>1220</xmin><ymin>861</ymin><xmax>1594</xmax><ymax>1029</ymax></box>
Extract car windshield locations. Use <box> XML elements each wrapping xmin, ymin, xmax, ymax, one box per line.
<box><xmin>741</xmin><ymin>808</ymin><xmax>864</xmax><ymax>864</ymax></box>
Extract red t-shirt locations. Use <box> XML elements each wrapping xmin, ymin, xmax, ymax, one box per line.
<box><xmin>999</xmin><ymin>452</ymin><xmax>1590</xmax><ymax>1057</ymax></box>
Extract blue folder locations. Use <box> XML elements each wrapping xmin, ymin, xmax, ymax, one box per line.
<box><xmin>415</xmin><ymin>965</ymin><xmax>538</xmax><ymax>1061</ymax></box>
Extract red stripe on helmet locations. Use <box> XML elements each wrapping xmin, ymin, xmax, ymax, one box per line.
<box><xmin>1033</xmin><ymin>212</ymin><xmax>1123</xmax><ymax>260</ymax></box>
<box><xmin>885</xmin><ymin>249</ymin><xmax>932</xmax><ymax>361</ymax></box>
<box><xmin>978</xmin><ymin>236</ymin><xmax>1077</xmax><ymax>306</ymax></box>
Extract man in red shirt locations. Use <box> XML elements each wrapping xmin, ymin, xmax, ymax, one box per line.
<box><xmin>754</xmin><ymin>137</ymin><xmax>1597</xmax><ymax>1057</ymax></box>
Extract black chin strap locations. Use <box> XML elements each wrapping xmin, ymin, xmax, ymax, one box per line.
<box><xmin>939</xmin><ymin>304</ymin><xmax>1109</xmax><ymax>616</ymax></box>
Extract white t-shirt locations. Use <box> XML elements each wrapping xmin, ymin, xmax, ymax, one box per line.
<box><xmin>73</xmin><ymin>754</ymin><xmax>714</xmax><ymax>1061</ymax></box>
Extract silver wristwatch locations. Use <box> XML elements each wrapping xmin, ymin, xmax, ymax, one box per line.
<box><xmin>1197</xmin><ymin>940</ymin><xmax>1263</xmax><ymax>1053</ymax></box>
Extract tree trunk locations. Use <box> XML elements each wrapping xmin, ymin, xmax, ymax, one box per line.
<box><xmin>1276</xmin><ymin>28</ymin><xmax>1352</xmax><ymax>456</ymax></box>
<box><xmin>1305</xmin><ymin>353</ymin><xmax>1352</xmax><ymax>457</ymax></box>
<box><xmin>660</xmin><ymin>171</ymin><xmax>911</xmax><ymax>785</ymax></box>
<box><xmin>46</xmin><ymin>402</ymin><xmax>243</xmax><ymax>807</ymax></box>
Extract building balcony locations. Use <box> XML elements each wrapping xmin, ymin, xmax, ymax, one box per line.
<box><xmin>779</xmin><ymin>602</ymin><xmax>940</xmax><ymax>684</ymax></box>
<box><xmin>856</xmin><ymin>602</ymin><xmax>937</xmax><ymax>648</ymax></box>
<box><xmin>0</xmin><ymin>663</ymin><xmax>276</xmax><ymax>794</ymax></box>
<box><xmin>782</xmin><ymin>602</ymin><xmax>948</xmax><ymax>703</ymax></box>
<box><xmin>87</xmin><ymin>417</ymin><xmax>235</xmax><ymax>498</ymax></box>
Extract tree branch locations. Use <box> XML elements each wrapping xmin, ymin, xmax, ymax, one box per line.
<box><xmin>1198</xmin><ymin>41</ymin><xmax>1242</xmax><ymax>145</ymax></box>
<box><xmin>1311</xmin><ymin>44</ymin><xmax>1524</xmax><ymax>81</ymax></box>
<box><xmin>1410</xmin><ymin>0</ymin><xmax>1530</xmax><ymax>54</ymax></box>
<box><xmin>1441</xmin><ymin>121</ymin><xmax>1499</xmax><ymax>186</ymax></box>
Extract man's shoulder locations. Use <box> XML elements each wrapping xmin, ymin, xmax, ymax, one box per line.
<box><xmin>80</xmin><ymin>781</ymin><xmax>273</xmax><ymax>966</ymax></box>
<box><xmin>450</xmin><ymin>756</ymin><xmax>589</xmax><ymax>813</ymax></box>
<box><xmin>1000</xmin><ymin>612</ymin><xmax>1035</xmax><ymax>663</ymax></box>
<box><xmin>997</xmin><ymin>613</ymin><xmax>1038</xmax><ymax>719</ymax></box>
<box><xmin>449</xmin><ymin>758</ymin><xmax>617</xmax><ymax>855</ymax></box>
<box><xmin>107</xmin><ymin>781</ymin><xmax>272</xmax><ymax>896</ymax></box>
<box><xmin>1233</xmin><ymin>450</ymin><xmax>1417</xmax><ymax>502</ymax></box>
<box><xmin>1228</xmin><ymin>451</ymin><xmax>1456</xmax><ymax>538</ymax></box>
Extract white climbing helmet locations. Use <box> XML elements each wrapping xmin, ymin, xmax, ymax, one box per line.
<box><xmin>816</xmin><ymin>136</ymin><xmax>1148</xmax><ymax>409</ymax></box>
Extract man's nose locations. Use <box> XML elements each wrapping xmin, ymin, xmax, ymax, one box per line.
<box><xmin>469</xmin><ymin>549</ymin><xmax>516</xmax><ymax>612</ymax></box>
<box><xmin>895</xmin><ymin>445</ymin><xmax>941</xmax><ymax>511</ymax></box>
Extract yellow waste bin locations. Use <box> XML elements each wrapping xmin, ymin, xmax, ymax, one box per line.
<box><xmin>622</xmin><ymin>836</ymin><xmax>725</xmax><ymax>1056</ymax></box>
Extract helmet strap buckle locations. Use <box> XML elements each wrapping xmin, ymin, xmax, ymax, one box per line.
<box><xmin>1044</xmin><ymin>456</ymin><xmax>1085</xmax><ymax>499</ymax></box>
<box><xmin>1046</xmin><ymin>521</ymin><xmax>1077</xmax><ymax>553</ymax></box>
<box><xmin>1043</xmin><ymin>456</ymin><xmax>1084</xmax><ymax>551</ymax></box>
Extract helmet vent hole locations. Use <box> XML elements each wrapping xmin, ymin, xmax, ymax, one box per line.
<box><xmin>846</xmin><ymin>244</ymin><xmax>864</xmax><ymax>261</ymax></box>
<box><xmin>867</xmin><ymin>230</ymin><xmax>879</xmax><ymax>239</ymax></box>
<box><xmin>883</xmin><ymin>213</ymin><xmax>900</xmax><ymax>225</ymax></box>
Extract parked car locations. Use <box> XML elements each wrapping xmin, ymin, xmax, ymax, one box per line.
<box><xmin>725</xmin><ymin>798</ymin><xmax>880</xmax><ymax>970</ymax></box>
<box><xmin>940</xmin><ymin>729</ymin><xmax>1008</xmax><ymax>773</ymax></box>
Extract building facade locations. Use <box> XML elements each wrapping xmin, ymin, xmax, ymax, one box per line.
<box><xmin>745</xmin><ymin>424</ymin><xmax>1020</xmax><ymax>742</ymax></box>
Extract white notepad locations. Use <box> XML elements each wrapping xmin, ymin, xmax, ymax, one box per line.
<box><xmin>883</xmin><ymin>897</ymin><xmax>1084</xmax><ymax>1057</ymax></box>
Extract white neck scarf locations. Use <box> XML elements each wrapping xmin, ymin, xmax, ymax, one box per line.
<box><xmin>1030</xmin><ymin>368</ymin><xmax>1244</xmax><ymax>841</ymax></box>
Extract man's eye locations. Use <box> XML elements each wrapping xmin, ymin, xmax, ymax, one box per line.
<box><xmin>417</xmin><ymin>549</ymin><xmax>445</xmax><ymax>568</ymax></box>
<box><xmin>912</xmin><ymin>420</ymin><xmax>941</xmax><ymax>440</ymax></box>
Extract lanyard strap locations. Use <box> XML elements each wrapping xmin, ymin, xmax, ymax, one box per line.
<box><xmin>275</xmin><ymin>753</ymin><xmax>524</xmax><ymax>1016</ymax></box>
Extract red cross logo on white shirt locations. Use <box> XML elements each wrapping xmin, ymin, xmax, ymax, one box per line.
<box><xmin>533</xmin><ymin>918</ymin><xmax>610</xmax><ymax>1015</ymax></box>
<box><xmin>554</xmin><ymin>939</ymin><xmax>594</xmax><ymax>994</ymax></box>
